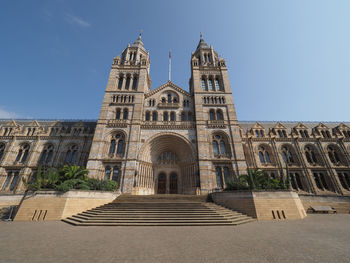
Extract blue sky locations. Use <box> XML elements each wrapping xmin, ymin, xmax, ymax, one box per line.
<box><xmin>0</xmin><ymin>0</ymin><xmax>349</xmax><ymax>121</ymax></box>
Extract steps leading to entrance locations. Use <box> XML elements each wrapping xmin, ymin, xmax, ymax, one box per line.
<box><xmin>62</xmin><ymin>195</ymin><xmax>255</xmax><ymax>226</ymax></box>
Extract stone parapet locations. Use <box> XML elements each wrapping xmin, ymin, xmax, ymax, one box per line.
<box><xmin>211</xmin><ymin>190</ymin><xmax>307</xmax><ymax>220</ymax></box>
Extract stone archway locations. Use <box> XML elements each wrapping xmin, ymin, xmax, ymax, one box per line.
<box><xmin>136</xmin><ymin>133</ymin><xmax>197</xmax><ymax>195</ymax></box>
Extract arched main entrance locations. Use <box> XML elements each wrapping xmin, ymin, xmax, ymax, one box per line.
<box><xmin>137</xmin><ymin>133</ymin><xmax>198</xmax><ymax>195</ymax></box>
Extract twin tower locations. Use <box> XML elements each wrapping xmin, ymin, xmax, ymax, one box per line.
<box><xmin>86</xmin><ymin>34</ymin><xmax>246</xmax><ymax>195</ymax></box>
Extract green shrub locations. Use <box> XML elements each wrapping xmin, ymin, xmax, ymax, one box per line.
<box><xmin>224</xmin><ymin>180</ymin><xmax>249</xmax><ymax>191</ymax></box>
<box><xmin>55</xmin><ymin>179</ymin><xmax>91</xmax><ymax>192</ymax></box>
<box><xmin>101</xmin><ymin>180</ymin><xmax>118</xmax><ymax>191</ymax></box>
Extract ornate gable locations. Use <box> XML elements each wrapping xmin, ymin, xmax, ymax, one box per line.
<box><xmin>145</xmin><ymin>81</ymin><xmax>190</xmax><ymax>98</ymax></box>
<box><xmin>294</xmin><ymin>122</ymin><xmax>308</xmax><ymax>130</ymax></box>
<box><xmin>252</xmin><ymin>122</ymin><xmax>265</xmax><ymax>130</ymax></box>
<box><xmin>273</xmin><ymin>122</ymin><xmax>287</xmax><ymax>129</ymax></box>
<box><xmin>315</xmin><ymin>122</ymin><xmax>329</xmax><ymax>130</ymax></box>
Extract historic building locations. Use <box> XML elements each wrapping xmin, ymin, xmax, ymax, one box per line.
<box><xmin>1</xmin><ymin>34</ymin><xmax>350</xmax><ymax>196</ymax></box>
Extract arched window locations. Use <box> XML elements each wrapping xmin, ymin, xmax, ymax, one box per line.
<box><xmin>109</xmin><ymin>133</ymin><xmax>124</xmax><ymax>157</ymax></box>
<box><xmin>39</xmin><ymin>144</ymin><xmax>54</xmax><ymax>165</ymax></box>
<box><xmin>109</xmin><ymin>140</ymin><xmax>116</xmax><ymax>154</ymax></box>
<box><xmin>281</xmin><ymin>146</ymin><xmax>295</xmax><ymax>164</ymax></box>
<box><xmin>209</xmin><ymin>109</ymin><xmax>215</xmax><ymax>120</ymax></box>
<box><xmin>161</xmin><ymin>97</ymin><xmax>166</xmax><ymax>103</ymax></box>
<box><xmin>163</xmin><ymin>112</ymin><xmax>168</xmax><ymax>121</ymax></box>
<box><xmin>167</xmin><ymin>94</ymin><xmax>172</xmax><ymax>103</ymax></box>
<box><xmin>117</xmin><ymin>76</ymin><xmax>123</xmax><ymax>90</ymax></box>
<box><xmin>116</xmin><ymin>108</ymin><xmax>121</xmax><ymax>119</ymax></box>
<box><xmin>258</xmin><ymin>146</ymin><xmax>271</xmax><ymax>164</ymax></box>
<box><xmin>145</xmin><ymin>111</ymin><xmax>150</xmax><ymax>121</ymax></box>
<box><xmin>216</xmin><ymin>110</ymin><xmax>223</xmax><ymax>120</ymax></box>
<box><xmin>215</xmin><ymin>78</ymin><xmax>222</xmax><ymax>91</ymax></box>
<box><xmin>15</xmin><ymin>144</ymin><xmax>30</xmax><ymax>163</ymax></box>
<box><xmin>305</xmin><ymin>146</ymin><xmax>318</xmax><ymax>165</ymax></box>
<box><xmin>170</xmin><ymin>112</ymin><xmax>176</xmax><ymax>121</ymax></box>
<box><xmin>65</xmin><ymin>145</ymin><xmax>78</xmax><ymax>164</ymax></box>
<box><xmin>208</xmin><ymin>79</ymin><xmax>214</xmax><ymax>91</ymax></box>
<box><xmin>152</xmin><ymin>111</ymin><xmax>158</xmax><ymax>121</ymax></box>
<box><xmin>201</xmin><ymin>78</ymin><xmax>207</xmax><ymax>91</ymax></box>
<box><xmin>327</xmin><ymin>146</ymin><xmax>341</xmax><ymax>165</ymax></box>
<box><xmin>112</xmin><ymin>166</ymin><xmax>120</xmax><ymax>183</ymax></box>
<box><xmin>132</xmin><ymin>77</ymin><xmax>138</xmax><ymax>90</ymax></box>
<box><xmin>123</xmin><ymin>108</ymin><xmax>128</xmax><ymax>120</ymax></box>
<box><xmin>0</xmin><ymin>143</ymin><xmax>5</xmax><ymax>161</ymax></box>
<box><xmin>125</xmin><ymin>76</ymin><xmax>130</xmax><ymax>90</ymax></box>
<box><xmin>212</xmin><ymin>134</ymin><xmax>229</xmax><ymax>157</ymax></box>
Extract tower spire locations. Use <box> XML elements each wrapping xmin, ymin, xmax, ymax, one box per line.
<box><xmin>169</xmin><ymin>50</ymin><xmax>171</xmax><ymax>81</ymax></box>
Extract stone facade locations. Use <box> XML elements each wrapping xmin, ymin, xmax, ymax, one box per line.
<box><xmin>1</xmin><ymin>34</ymin><xmax>350</xmax><ymax>197</ymax></box>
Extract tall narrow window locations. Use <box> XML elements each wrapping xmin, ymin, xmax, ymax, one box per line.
<box><xmin>65</xmin><ymin>145</ymin><xmax>78</xmax><ymax>164</ymax></box>
<box><xmin>125</xmin><ymin>77</ymin><xmax>130</xmax><ymax>90</ymax></box>
<box><xmin>145</xmin><ymin>111</ymin><xmax>150</xmax><ymax>121</ymax></box>
<box><xmin>188</xmin><ymin>112</ymin><xmax>193</xmax><ymax>121</ymax></box>
<box><xmin>170</xmin><ymin>112</ymin><xmax>176</xmax><ymax>121</ymax></box>
<box><xmin>213</xmin><ymin>141</ymin><xmax>219</xmax><ymax>156</ymax></box>
<box><xmin>132</xmin><ymin>77</ymin><xmax>138</xmax><ymax>90</ymax></box>
<box><xmin>258</xmin><ymin>146</ymin><xmax>271</xmax><ymax>164</ymax></box>
<box><xmin>123</xmin><ymin>109</ymin><xmax>128</xmax><ymax>120</ymax></box>
<box><xmin>117</xmin><ymin>140</ymin><xmax>124</xmax><ymax>156</ymax></box>
<box><xmin>327</xmin><ymin>146</ymin><xmax>341</xmax><ymax>165</ymax></box>
<box><xmin>208</xmin><ymin>79</ymin><xmax>214</xmax><ymax>91</ymax></box>
<box><xmin>223</xmin><ymin>167</ymin><xmax>230</xmax><ymax>183</ymax></box>
<box><xmin>163</xmin><ymin>112</ymin><xmax>168</xmax><ymax>121</ymax></box>
<box><xmin>16</xmin><ymin>144</ymin><xmax>30</xmax><ymax>163</ymax></box>
<box><xmin>104</xmin><ymin>166</ymin><xmax>111</xmax><ymax>180</ymax></box>
<box><xmin>112</xmin><ymin>166</ymin><xmax>120</xmax><ymax>183</ymax></box>
<box><xmin>181</xmin><ymin>112</ymin><xmax>186</xmax><ymax>121</ymax></box>
<box><xmin>215</xmin><ymin>78</ymin><xmax>222</xmax><ymax>91</ymax></box>
<box><xmin>117</xmin><ymin>77</ymin><xmax>123</xmax><ymax>90</ymax></box>
<box><xmin>109</xmin><ymin>140</ymin><xmax>116</xmax><ymax>154</ymax></box>
<box><xmin>39</xmin><ymin>144</ymin><xmax>54</xmax><ymax>165</ymax></box>
<box><xmin>305</xmin><ymin>146</ymin><xmax>318</xmax><ymax>165</ymax></box>
<box><xmin>220</xmin><ymin>140</ymin><xmax>226</xmax><ymax>155</ymax></box>
<box><xmin>282</xmin><ymin>146</ymin><xmax>295</xmax><ymax>164</ymax></box>
<box><xmin>1</xmin><ymin>172</ymin><xmax>13</xmax><ymax>191</ymax></box>
<box><xmin>0</xmin><ymin>143</ymin><xmax>5</xmax><ymax>161</ymax></box>
<box><xmin>201</xmin><ymin>78</ymin><xmax>207</xmax><ymax>91</ymax></box>
<box><xmin>209</xmin><ymin>110</ymin><xmax>215</xmax><ymax>120</ymax></box>
<box><xmin>216</xmin><ymin>110</ymin><xmax>223</xmax><ymax>120</ymax></box>
<box><xmin>167</xmin><ymin>94</ymin><xmax>172</xmax><ymax>103</ymax></box>
<box><xmin>152</xmin><ymin>111</ymin><xmax>158</xmax><ymax>121</ymax></box>
<box><xmin>116</xmin><ymin>108</ymin><xmax>121</xmax><ymax>119</ymax></box>
<box><xmin>212</xmin><ymin>134</ymin><xmax>229</xmax><ymax>157</ymax></box>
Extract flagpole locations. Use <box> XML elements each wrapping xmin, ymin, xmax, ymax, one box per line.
<box><xmin>169</xmin><ymin>50</ymin><xmax>171</xmax><ymax>81</ymax></box>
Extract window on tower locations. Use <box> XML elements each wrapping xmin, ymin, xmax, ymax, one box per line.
<box><xmin>201</xmin><ymin>78</ymin><xmax>207</xmax><ymax>91</ymax></box>
<box><xmin>132</xmin><ymin>76</ymin><xmax>138</xmax><ymax>90</ymax></box>
<box><xmin>208</xmin><ymin>79</ymin><xmax>214</xmax><ymax>91</ymax></box>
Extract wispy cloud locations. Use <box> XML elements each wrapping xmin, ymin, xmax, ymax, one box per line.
<box><xmin>0</xmin><ymin>108</ymin><xmax>19</xmax><ymax>119</ymax></box>
<box><xmin>64</xmin><ymin>13</ymin><xmax>91</xmax><ymax>28</ymax></box>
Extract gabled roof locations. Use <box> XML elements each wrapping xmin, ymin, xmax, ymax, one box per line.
<box><xmin>315</xmin><ymin>122</ymin><xmax>329</xmax><ymax>130</ymax></box>
<box><xmin>293</xmin><ymin>122</ymin><xmax>308</xmax><ymax>129</ymax></box>
<box><xmin>336</xmin><ymin>123</ymin><xmax>350</xmax><ymax>130</ymax></box>
<box><xmin>145</xmin><ymin>80</ymin><xmax>191</xmax><ymax>98</ymax></box>
<box><xmin>273</xmin><ymin>122</ymin><xmax>287</xmax><ymax>129</ymax></box>
<box><xmin>27</xmin><ymin>120</ymin><xmax>41</xmax><ymax>127</ymax></box>
<box><xmin>2</xmin><ymin>120</ymin><xmax>18</xmax><ymax>127</ymax></box>
<box><xmin>252</xmin><ymin>122</ymin><xmax>265</xmax><ymax>129</ymax></box>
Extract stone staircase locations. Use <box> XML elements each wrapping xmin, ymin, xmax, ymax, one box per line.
<box><xmin>62</xmin><ymin>194</ymin><xmax>255</xmax><ymax>226</ymax></box>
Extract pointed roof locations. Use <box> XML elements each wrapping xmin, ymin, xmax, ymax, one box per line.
<box><xmin>131</xmin><ymin>33</ymin><xmax>145</xmax><ymax>50</ymax></box>
<box><xmin>145</xmin><ymin>80</ymin><xmax>191</xmax><ymax>98</ymax></box>
<box><xmin>196</xmin><ymin>33</ymin><xmax>209</xmax><ymax>50</ymax></box>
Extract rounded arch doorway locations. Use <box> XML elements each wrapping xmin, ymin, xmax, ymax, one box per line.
<box><xmin>138</xmin><ymin>133</ymin><xmax>198</xmax><ymax>195</ymax></box>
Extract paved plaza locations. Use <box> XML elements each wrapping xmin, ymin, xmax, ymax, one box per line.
<box><xmin>1</xmin><ymin>214</ymin><xmax>350</xmax><ymax>263</ymax></box>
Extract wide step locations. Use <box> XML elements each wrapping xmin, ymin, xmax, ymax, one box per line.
<box><xmin>62</xmin><ymin>195</ymin><xmax>255</xmax><ymax>226</ymax></box>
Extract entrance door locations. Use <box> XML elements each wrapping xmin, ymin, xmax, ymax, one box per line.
<box><xmin>157</xmin><ymin>173</ymin><xmax>166</xmax><ymax>194</ymax></box>
<box><xmin>169</xmin><ymin>173</ymin><xmax>178</xmax><ymax>194</ymax></box>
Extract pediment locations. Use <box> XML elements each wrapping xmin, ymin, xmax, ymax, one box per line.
<box><xmin>337</xmin><ymin>123</ymin><xmax>350</xmax><ymax>130</ymax></box>
<box><xmin>252</xmin><ymin>122</ymin><xmax>265</xmax><ymax>129</ymax></box>
<box><xmin>273</xmin><ymin>122</ymin><xmax>287</xmax><ymax>129</ymax></box>
<box><xmin>3</xmin><ymin>120</ymin><xmax>18</xmax><ymax>127</ymax></box>
<box><xmin>145</xmin><ymin>81</ymin><xmax>190</xmax><ymax>98</ymax></box>
<box><xmin>315</xmin><ymin>122</ymin><xmax>329</xmax><ymax>130</ymax></box>
<box><xmin>294</xmin><ymin>122</ymin><xmax>308</xmax><ymax>129</ymax></box>
<box><xmin>27</xmin><ymin>120</ymin><xmax>41</xmax><ymax>127</ymax></box>
<box><xmin>73</xmin><ymin>120</ymin><xmax>85</xmax><ymax>127</ymax></box>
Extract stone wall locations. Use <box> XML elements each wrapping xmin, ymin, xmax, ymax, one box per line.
<box><xmin>300</xmin><ymin>194</ymin><xmax>350</xmax><ymax>214</ymax></box>
<box><xmin>14</xmin><ymin>190</ymin><xmax>119</xmax><ymax>221</ymax></box>
<box><xmin>211</xmin><ymin>190</ymin><xmax>307</xmax><ymax>220</ymax></box>
<box><xmin>0</xmin><ymin>194</ymin><xmax>22</xmax><ymax>208</ymax></box>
